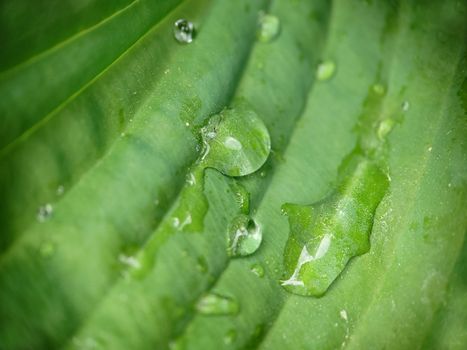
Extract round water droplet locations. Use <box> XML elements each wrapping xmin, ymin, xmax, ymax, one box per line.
<box><xmin>316</xmin><ymin>60</ymin><xmax>336</xmax><ymax>81</ymax></box>
<box><xmin>224</xmin><ymin>329</ymin><xmax>237</xmax><ymax>345</ymax></box>
<box><xmin>37</xmin><ymin>204</ymin><xmax>53</xmax><ymax>222</ymax></box>
<box><xmin>174</xmin><ymin>19</ymin><xmax>195</xmax><ymax>44</ymax></box>
<box><xmin>56</xmin><ymin>185</ymin><xmax>64</xmax><ymax>196</ymax></box>
<box><xmin>250</xmin><ymin>263</ymin><xmax>265</xmax><ymax>278</ymax></box>
<box><xmin>200</xmin><ymin>106</ymin><xmax>271</xmax><ymax>177</ymax></box>
<box><xmin>257</xmin><ymin>13</ymin><xmax>281</xmax><ymax>43</ymax></box>
<box><xmin>401</xmin><ymin>100</ymin><xmax>410</xmax><ymax>112</ymax></box>
<box><xmin>196</xmin><ymin>293</ymin><xmax>239</xmax><ymax>316</ymax></box>
<box><xmin>227</xmin><ymin>214</ymin><xmax>262</xmax><ymax>257</ymax></box>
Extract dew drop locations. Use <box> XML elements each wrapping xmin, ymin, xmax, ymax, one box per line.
<box><xmin>401</xmin><ymin>100</ymin><xmax>410</xmax><ymax>112</ymax></box>
<box><xmin>250</xmin><ymin>263</ymin><xmax>265</xmax><ymax>278</ymax></box>
<box><xmin>227</xmin><ymin>214</ymin><xmax>262</xmax><ymax>257</ymax></box>
<box><xmin>316</xmin><ymin>60</ymin><xmax>336</xmax><ymax>81</ymax></box>
<box><xmin>224</xmin><ymin>329</ymin><xmax>237</xmax><ymax>345</ymax></box>
<box><xmin>37</xmin><ymin>203</ymin><xmax>53</xmax><ymax>222</ymax></box>
<box><xmin>56</xmin><ymin>185</ymin><xmax>64</xmax><ymax>196</ymax></box>
<box><xmin>377</xmin><ymin>118</ymin><xmax>395</xmax><ymax>140</ymax></box>
<box><xmin>174</xmin><ymin>19</ymin><xmax>195</xmax><ymax>44</ymax></box>
<box><xmin>200</xmin><ymin>105</ymin><xmax>271</xmax><ymax>177</ymax></box>
<box><xmin>340</xmin><ymin>309</ymin><xmax>348</xmax><ymax>321</ymax></box>
<box><xmin>257</xmin><ymin>13</ymin><xmax>281</xmax><ymax>43</ymax></box>
<box><xmin>118</xmin><ymin>253</ymin><xmax>141</xmax><ymax>269</ymax></box>
<box><xmin>196</xmin><ymin>293</ymin><xmax>239</xmax><ymax>316</ymax></box>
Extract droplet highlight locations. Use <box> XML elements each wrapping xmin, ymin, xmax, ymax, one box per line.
<box><xmin>196</xmin><ymin>293</ymin><xmax>239</xmax><ymax>316</ymax></box>
<box><xmin>174</xmin><ymin>19</ymin><xmax>195</xmax><ymax>44</ymax></box>
<box><xmin>316</xmin><ymin>60</ymin><xmax>336</xmax><ymax>81</ymax></box>
<box><xmin>257</xmin><ymin>13</ymin><xmax>281</xmax><ymax>43</ymax></box>
<box><xmin>37</xmin><ymin>204</ymin><xmax>53</xmax><ymax>222</ymax></box>
<box><xmin>227</xmin><ymin>214</ymin><xmax>262</xmax><ymax>257</ymax></box>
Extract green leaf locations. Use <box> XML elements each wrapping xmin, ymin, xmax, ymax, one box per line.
<box><xmin>0</xmin><ymin>0</ymin><xmax>466</xmax><ymax>349</ymax></box>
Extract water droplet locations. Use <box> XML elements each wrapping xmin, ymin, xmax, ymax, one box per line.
<box><xmin>39</xmin><ymin>241</ymin><xmax>55</xmax><ymax>258</ymax></box>
<box><xmin>281</xmin><ymin>157</ymin><xmax>389</xmax><ymax>296</ymax></box>
<box><xmin>37</xmin><ymin>204</ymin><xmax>53</xmax><ymax>222</ymax></box>
<box><xmin>401</xmin><ymin>100</ymin><xmax>410</xmax><ymax>112</ymax></box>
<box><xmin>377</xmin><ymin>118</ymin><xmax>395</xmax><ymax>140</ymax></box>
<box><xmin>257</xmin><ymin>13</ymin><xmax>281</xmax><ymax>43</ymax></box>
<box><xmin>250</xmin><ymin>263</ymin><xmax>265</xmax><ymax>278</ymax></box>
<box><xmin>118</xmin><ymin>254</ymin><xmax>141</xmax><ymax>269</ymax></box>
<box><xmin>196</xmin><ymin>293</ymin><xmax>239</xmax><ymax>316</ymax></box>
<box><xmin>428</xmin><ymin>146</ymin><xmax>433</xmax><ymax>152</ymax></box>
<box><xmin>224</xmin><ymin>329</ymin><xmax>237</xmax><ymax>345</ymax></box>
<box><xmin>316</xmin><ymin>60</ymin><xmax>336</xmax><ymax>81</ymax></box>
<box><xmin>174</xmin><ymin>19</ymin><xmax>195</xmax><ymax>44</ymax></box>
<box><xmin>340</xmin><ymin>309</ymin><xmax>348</xmax><ymax>321</ymax></box>
<box><xmin>372</xmin><ymin>83</ymin><xmax>386</xmax><ymax>95</ymax></box>
<box><xmin>56</xmin><ymin>185</ymin><xmax>64</xmax><ymax>196</ymax></box>
<box><xmin>260</xmin><ymin>170</ymin><xmax>266</xmax><ymax>177</ymax></box>
<box><xmin>227</xmin><ymin>214</ymin><xmax>262</xmax><ymax>257</ymax></box>
<box><xmin>200</xmin><ymin>105</ymin><xmax>271</xmax><ymax>177</ymax></box>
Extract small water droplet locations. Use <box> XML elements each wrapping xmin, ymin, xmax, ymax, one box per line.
<box><xmin>37</xmin><ymin>204</ymin><xmax>53</xmax><ymax>222</ymax></box>
<box><xmin>428</xmin><ymin>146</ymin><xmax>433</xmax><ymax>152</ymax></box>
<box><xmin>340</xmin><ymin>309</ymin><xmax>348</xmax><ymax>321</ymax></box>
<box><xmin>372</xmin><ymin>83</ymin><xmax>386</xmax><ymax>95</ymax></box>
<box><xmin>260</xmin><ymin>170</ymin><xmax>266</xmax><ymax>177</ymax></box>
<box><xmin>250</xmin><ymin>263</ymin><xmax>265</xmax><ymax>278</ymax></box>
<box><xmin>316</xmin><ymin>60</ymin><xmax>336</xmax><ymax>81</ymax></box>
<box><xmin>56</xmin><ymin>185</ymin><xmax>64</xmax><ymax>196</ymax></box>
<box><xmin>227</xmin><ymin>214</ymin><xmax>262</xmax><ymax>257</ymax></box>
<box><xmin>401</xmin><ymin>100</ymin><xmax>410</xmax><ymax>111</ymax></box>
<box><xmin>377</xmin><ymin>118</ymin><xmax>395</xmax><ymax>140</ymax></box>
<box><xmin>174</xmin><ymin>19</ymin><xmax>195</xmax><ymax>44</ymax></box>
<box><xmin>118</xmin><ymin>254</ymin><xmax>141</xmax><ymax>269</ymax></box>
<box><xmin>257</xmin><ymin>13</ymin><xmax>281</xmax><ymax>43</ymax></box>
<box><xmin>196</xmin><ymin>293</ymin><xmax>239</xmax><ymax>316</ymax></box>
<box><xmin>224</xmin><ymin>329</ymin><xmax>237</xmax><ymax>345</ymax></box>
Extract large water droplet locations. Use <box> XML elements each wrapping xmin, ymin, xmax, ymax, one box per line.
<box><xmin>227</xmin><ymin>214</ymin><xmax>262</xmax><ymax>257</ymax></box>
<box><xmin>257</xmin><ymin>13</ymin><xmax>281</xmax><ymax>43</ymax></box>
<box><xmin>37</xmin><ymin>203</ymin><xmax>53</xmax><ymax>222</ymax></box>
<box><xmin>316</xmin><ymin>60</ymin><xmax>336</xmax><ymax>81</ymax></box>
<box><xmin>200</xmin><ymin>105</ymin><xmax>271</xmax><ymax>177</ymax></box>
<box><xmin>196</xmin><ymin>293</ymin><xmax>239</xmax><ymax>316</ymax></box>
<box><xmin>174</xmin><ymin>19</ymin><xmax>195</xmax><ymax>44</ymax></box>
<box><xmin>281</xmin><ymin>157</ymin><xmax>388</xmax><ymax>296</ymax></box>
